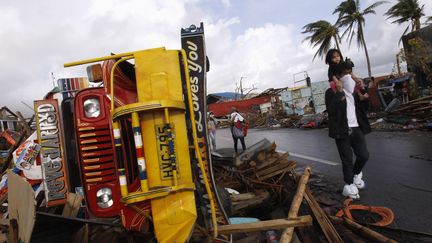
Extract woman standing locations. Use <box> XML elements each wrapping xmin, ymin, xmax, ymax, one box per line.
<box><xmin>230</xmin><ymin>107</ymin><xmax>246</xmax><ymax>154</ymax></box>
<box><xmin>207</xmin><ymin>112</ymin><xmax>217</xmax><ymax>150</ymax></box>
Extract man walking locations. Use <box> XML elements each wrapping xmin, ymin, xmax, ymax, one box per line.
<box><xmin>325</xmin><ymin>61</ymin><xmax>371</xmax><ymax>199</ymax></box>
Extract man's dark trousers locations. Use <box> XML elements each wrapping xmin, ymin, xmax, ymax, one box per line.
<box><xmin>335</xmin><ymin>127</ymin><xmax>369</xmax><ymax>184</ymax></box>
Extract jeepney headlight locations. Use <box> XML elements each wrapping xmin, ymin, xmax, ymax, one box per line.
<box><xmin>83</xmin><ymin>98</ymin><xmax>100</xmax><ymax>118</ymax></box>
<box><xmin>96</xmin><ymin>188</ymin><xmax>113</xmax><ymax>208</ymax></box>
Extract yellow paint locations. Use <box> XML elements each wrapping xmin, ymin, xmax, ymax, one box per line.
<box><xmin>134</xmin><ymin>49</ymin><xmax>197</xmax><ymax>243</ymax></box>
<box><xmin>65</xmin><ymin>48</ymin><xmax>206</xmax><ymax>242</ymax></box>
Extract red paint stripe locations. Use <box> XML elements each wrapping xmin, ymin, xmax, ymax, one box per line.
<box><xmin>136</xmin><ymin>149</ymin><xmax>144</xmax><ymax>158</ymax></box>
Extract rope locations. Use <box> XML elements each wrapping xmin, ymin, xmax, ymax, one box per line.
<box><xmin>336</xmin><ymin>198</ymin><xmax>395</xmax><ymax>227</ymax></box>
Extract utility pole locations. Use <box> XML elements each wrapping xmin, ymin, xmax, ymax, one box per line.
<box><xmin>239</xmin><ymin>76</ymin><xmax>246</xmax><ymax>99</ymax></box>
<box><xmin>51</xmin><ymin>72</ymin><xmax>56</xmax><ymax>87</ymax></box>
<box><xmin>396</xmin><ymin>53</ymin><xmax>401</xmax><ymax>76</ymax></box>
<box><xmin>20</xmin><ymin>101</ymin><xmax>34</xmax><ymax>112</ymax></box>
<box><xmin>236</xmin><ymin>76</ymin><xmax>257</xmax><ymax>100</ymax></box>
<box><xmin>235</xmin><ymin>76</ymin><xmax>247</xmax><ymax>100</ymax></box>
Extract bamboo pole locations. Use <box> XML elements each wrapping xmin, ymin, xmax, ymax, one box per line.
<box><xmin>290</xmin><ymin>168</ymin><xmax>343</xmax><ymax>243</ymax></box>
<box><xmin>217</xmin><ymin>216</ymin><xmax>312</xmax><ymax>234</ymax></box>
<box><xmin>330</xmin><ymin>216</ymin><xmax>399</xmax><ymax>243</ymax></box>
<box><xmin>304</xmin><ymin>188</ymin><xmax>343</xmax><ymax>243</ymax></box>
<box><xmin>280</xmin><ymin>166</ymin><xmax>311</xmax><ymax>243</ymax></box>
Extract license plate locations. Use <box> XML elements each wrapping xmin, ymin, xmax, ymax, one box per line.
<box><xmin>155</xmin><ymin>124</ymin><xmax>178</xmax><ymax>180</ymax></box>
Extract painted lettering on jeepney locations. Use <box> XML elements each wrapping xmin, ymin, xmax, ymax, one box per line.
<box><xmin>186</xmin><ymin>41</ymin><xmax>202</xmax><ymax>73</ymax></box>
<box><xmin>35</xmin><ymin>100</ymin><xmax>68</xmax><ymax>206</ymax></box>
<box><xmin>186</xmin><ymin>40</ymin><xmax>204</xmax><ymax>133</ymax></box>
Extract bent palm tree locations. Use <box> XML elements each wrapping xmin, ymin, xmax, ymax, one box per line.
<box><xmin>334</xmin><ymin>0</ymin><xmax>387</xmax><ymax>78</ymax></box>
<box><xmin>301</xmin><ymin>20</ymin><xmax>341</xmax><ymax>60</ymax></box>
<box><xmin>385</xmin><ymin>0</ymin><xmax>425</xmax><ymax>35</ymax></box>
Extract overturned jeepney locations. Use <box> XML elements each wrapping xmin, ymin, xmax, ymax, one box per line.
<box><xmin>32</xmin><ymin>24</ymin><xmax>230</xmax><ymax>242</ymax></box>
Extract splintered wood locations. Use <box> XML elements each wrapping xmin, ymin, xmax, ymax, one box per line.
<box><xmin>280</xmin><ymin>166</ymin><xmax>311</xmax><ymax>243</ymax></box>
<box><xmin>256</xmin><ymin>153</ymin><xmax>296</xmax><ymax>182</ymax></box>
<box><xmin>391</xmin><ymin>95</ymin><xmax>432</xmax><ymax>118</ymax></box>
<box><xmin>290</xmin><ymin>168</ymin><xmax>343</xmax><ymax>243</ymax></box>
<box><xmin>217</xmin><ymin>216</ymin><xmax>312</xmax><ymax>234</ymax></box>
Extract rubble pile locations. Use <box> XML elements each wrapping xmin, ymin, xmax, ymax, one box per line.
<box><xmin>210</xmin><ymin>139</ymin><xmax>417</xmax><ymax>242</ymax></box>
<box><xmin>370</xmin><ymin>95</ymin><xmax>432</xmax><ymax>131</ymax></box>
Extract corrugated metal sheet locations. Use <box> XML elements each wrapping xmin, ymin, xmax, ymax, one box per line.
<box><xmin>208</xmin><ymin>96</ymin><xmax>271</xmax><ymax>117</ymax></box>
<box><xmin>281</xmin><ymin>81</ymin><xmax>329</xmax><ymax>115</ymax></box>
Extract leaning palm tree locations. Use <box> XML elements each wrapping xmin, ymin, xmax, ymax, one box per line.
<box><xmin>301</xmin><ymin>20</ymin><xmax>342</xmax><ymax>60</ymax></box>
<box><xmin>385</xmin><ymin>0</ymin><xmax>425</xmax><ymax>35</ymax></box>
<box><xmin>334</xmin><ymin>0</ymin><xmax>387</xmax><ymax>78</ymax></box>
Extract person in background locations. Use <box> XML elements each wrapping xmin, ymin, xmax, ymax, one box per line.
<box><xmin>207</xmin><ymin>112</ymin><xmax>217</xmax><ymax>150</ymax></box>
<box><xmin>325</xmin><ymin>61</ymin><xmax>371</xmax><ymax>200</ymax></box>
<box><xmin>230</xmin><ymin>107</ymin><xmax>246</xmax><ymax>154</ymax></box>
<box><xmin>402</xmin><ymin>81</ymin><xmax>409</xmax><ymax>103</ymax></box>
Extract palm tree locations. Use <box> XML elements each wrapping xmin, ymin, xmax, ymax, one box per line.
<box><xmin>301</xmin><ymin>20</ymin><xmax>341</xmax><ymax>60</ymax></box>
<box><xmin>334</xmin><ymin>0</ymin><xmax>387</xmax><ymax>78</ymax></box>
<box><xmin>385</xmin><ymin>0</ymin><xmax>425</xmax><ymax>35</ymax></box>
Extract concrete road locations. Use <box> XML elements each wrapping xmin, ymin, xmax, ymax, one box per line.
<box><xmin>215</xmin><ymin>127</ymin><xmax>432</xmax><ymax>234</ymax></box>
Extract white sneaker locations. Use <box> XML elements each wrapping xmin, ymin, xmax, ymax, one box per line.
<box><xmin>342</xmin><ymin>184</ymin><xmax>360</xmax><ymax>199</ymax></box>
<box><xmin>353</xmin><ymin>172</ymin><xmax>365</xmax><ymax>189</ymax></box>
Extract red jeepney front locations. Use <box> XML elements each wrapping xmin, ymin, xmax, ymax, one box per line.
<box><xmin>74</xmin><ymin>87</ymin><xmax>150</xmax><ymax>232</ymax></box>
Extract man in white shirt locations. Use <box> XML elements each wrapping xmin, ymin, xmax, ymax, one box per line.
<box><xmin>325</xmin><ymin>61</ymin><xmax>371</xmax><ymax>199</ymax></box>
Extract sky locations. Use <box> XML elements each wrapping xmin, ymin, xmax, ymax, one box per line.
<box><xmin>1</xmin><ymin>0</ymin><xmax>431</xmax><ymax>117</ymax></box>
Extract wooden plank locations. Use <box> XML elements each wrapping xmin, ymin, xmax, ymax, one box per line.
<box><xmin>256</xmin><ymin>160</ymin><xmax>295</xmax><ymax>177</ymax></box>
<box><xmin>16</xmin><ymin>112</ymin><xmax>31</xmax><ymax>137</ymax></box>
<box><xmin>413</xmin><ymin>105</ymin><xmax>432</xmax><ymax>112</ymax></box>
<box><xmin>304</xmin><ymin>188</ymin><xmax>343</xmax><ymax>243</ymax></box>
<box><xmin>280</xmin><ymin>166</ymin><xmax>311</xmax><ymax>242</ymax></box>
<box><xmin>330</xmin><ymin>216</ymin><xmax>399</xmax><ymax>243</ymax></box>
<box><xmin>290</xmin><ymin>168</ymin><xmax>343</xmax><ymax>243</ymax></box>
<box><xmin>217</xmin><ymin>215</ymin><xmax>312</xmax><ymax>234</ymax></box>
<box><xmin>231</xmin><ymin>190</ymin><xmax>270</xmax><ymax>212</ymax></box>
<box><xmin>62</xmin><ymin>193</ymin><xmax>84</xmax><ymax>217</ymax></box>
<box><xmin>231</xmin><ymin>193</ymin><xmax>255</xmax><ymax>202</ymax></box>
<box><xmin>256</xmin><ymin>152</ymin><xmax>289</xmax><ymax>169</ymax></box>
<box><xmin>257</xmin><ymin>162</ymin><xmax>296</xmax><ymax>181</ymax></box>
<box><xmin>8</xmin><ymin>170</ymin><xmax>36</xmax><ymax>243</ymax></box>
<box><xmin>400</xmin><ymin>95</ymin><xmax>432</xmax><ymax>106</ymax></box>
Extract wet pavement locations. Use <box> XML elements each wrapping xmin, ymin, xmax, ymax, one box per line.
<box><xmin>215</xmin><ymin>127</ymin><xmax>432</xmax><ymax>234</ymax></box>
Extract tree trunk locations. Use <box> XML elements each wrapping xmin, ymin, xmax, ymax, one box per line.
<box><xmin>415</xmin><ymin>18</ymin><xmax>421</xmax><ymax>31</ymax></box>
<box><xmin>360</xmin><ymin>25</ymin><xmax>372</xmax><ymax>78</ymax></box>
<box><xmin>334</xmin><ymin>35</ymin><xmax>341</xmax><ymax>52</ymax></box>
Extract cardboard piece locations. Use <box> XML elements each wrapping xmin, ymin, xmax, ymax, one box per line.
<box><xmin>8</xmin><ymin>170</ymin><xmax>36</xmax><ymax>243</ymax></box>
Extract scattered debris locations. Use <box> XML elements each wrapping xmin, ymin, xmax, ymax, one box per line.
<box><xmin>210</xmin><ymin>139</ymin><xmax>431</xmax><ymax>242</ymax></box>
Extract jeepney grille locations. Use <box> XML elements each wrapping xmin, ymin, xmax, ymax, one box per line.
<box><xmin>77</xmin><ymin>125</ymin><xmax>117</xmax><ymax>184</ymax></box>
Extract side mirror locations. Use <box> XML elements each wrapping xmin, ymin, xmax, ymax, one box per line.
<box><xmin>86</xmin><ymin>64</ymin><xmax>103</xmax><ymax>83</ymax></box>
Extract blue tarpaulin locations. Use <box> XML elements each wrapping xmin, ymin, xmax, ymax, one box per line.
<box><xmin>389</xmin><ymin>75</ymin><xmax>410</xmax><ymax>84</ymax></box>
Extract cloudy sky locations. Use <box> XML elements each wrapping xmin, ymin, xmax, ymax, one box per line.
<box><xmin>1</xmin><ymin>0</ymin><xmax>431</xmax><ymax>117</ymax></box>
